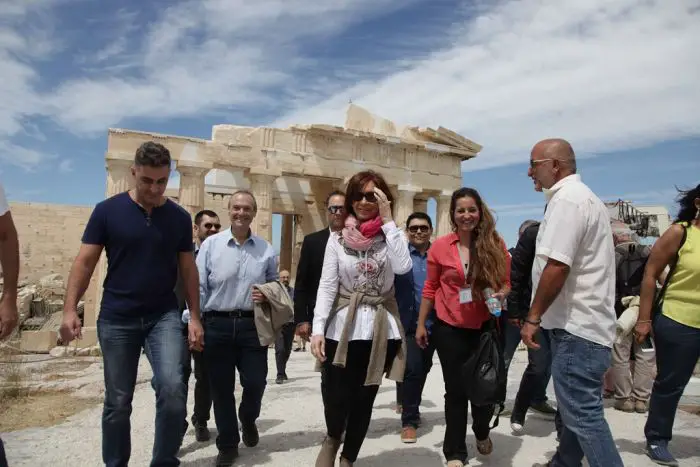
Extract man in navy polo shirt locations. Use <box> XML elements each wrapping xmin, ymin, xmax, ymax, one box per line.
<box><xmin>60</xmin><ymin>142</ymin><xmax>203</xmax><ymax>467</ymax></box>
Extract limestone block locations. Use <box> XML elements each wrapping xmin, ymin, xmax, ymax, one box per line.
<box><xmin>20</xmin><ymin>330</ymin><xmax>58</xmax><ymax>353</ymax></box>
<box><xmin>17</xmin><ymin>285</ymin><xmax>36</xmax><ymax>324</ymax></box>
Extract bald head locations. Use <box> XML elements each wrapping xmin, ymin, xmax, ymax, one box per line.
<box><xmin>532</xmin><ymin>138</ymin><xmax>577</xmax><ymax>173</ymax></box>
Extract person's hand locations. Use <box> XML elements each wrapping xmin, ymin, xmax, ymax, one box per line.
<box><xmin>188</xmin><ymin>317</ymin><xmax>204</xmax><ymax>352</ymax></box>
<box><xmin>251</xmin><ymin>288</ymin><xmax>267</xmax><ymax>303</ymax></box>
<box><xmin>520</xmin><ymin>321</ymin><xmax>541</xmax><ymax>349</ymax></box>
<box><xmin>310</xmin><ymin>334</ymin><xmax>326</xmax><ymax>362</ymax></box>
<box><xmin>296</xmin><ymin>322</ymin><xmax>311</xmax><ymax>340</ymax></box>
<box><xmin>59</xmin><ymin>309</ymin><xmax>82</xmax><ymax>344</ymax></box>
<box><xmin>0</xmin><ymin>296</ymin><xmax>19</xmax><ymax>340</ymax></box>
<box><xmin>415</xmin><ymin>324</ymin><xmax>429</xmax><ymax>349</ymax></box>
<box><xmin>373</xmin><ymin>187</ymin><xmax>393</xmax><ymax>224</ymax></box>
<box><xmin>491</xmin><ymin>291</ymin><xmax>506</xmax><ymax>304</ymax></box>
<box><xmin>634</xmin><ymin>321</ymin><xmax>652</xmax><ymax>345</ymax></box>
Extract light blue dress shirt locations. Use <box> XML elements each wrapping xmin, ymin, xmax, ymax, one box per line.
<box><xmin>196</xmin><ymin>228</ymin><xmax>278</xmax><ymax>312</ymax></box>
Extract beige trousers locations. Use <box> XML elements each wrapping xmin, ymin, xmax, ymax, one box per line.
<box><xmin>611</xmin><ymin>333</ymin><xmax>657</xmax><ymax>402</ymax></box>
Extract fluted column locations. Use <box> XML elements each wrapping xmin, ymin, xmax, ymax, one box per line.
<box><xmin>249</xmin><ymin>172</ymin><xmax>276</xmax><ymax>243</ymax></box>
<box><xmin>413</xmin><ymin>196</ymin><xmax>428</xmax><ymax>214</ymax></box>
<box><xmin>106</xmin><ymin>158</ymin><xmax>134</xmax><ymax>194</ymax></box>
<box><xmin>291</xmin><ymin>214</ymin><xmax>304</xmax><ymax>283</ymax></box>
<box><xmin>177</xmin><ymin>162</ymin><xmax>209</xmax><ymax>218</ymax></box>
<box><xmin>395</xmin><ymin>187</ymin><xmax>418</xmax><ymax>230</ymax></box>
<box><xmin>436</xmin><ymin>191</ymin><xmax>452</xmax><ymax>237</ymax></box>
<box><xmin>279</xmin><ymin>214</ymin><xmax>294</xmax><ymax>272</ymax></box>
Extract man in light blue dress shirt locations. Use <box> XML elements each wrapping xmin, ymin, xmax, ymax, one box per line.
<box><xmin>196</xmin><ymin>189</ymin><xmax>278</xmax><ymax>467</ymax></box>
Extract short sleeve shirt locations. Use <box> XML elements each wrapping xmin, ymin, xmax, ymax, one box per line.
<box><xmin>83</xmin><ymin>192</ymin><xmax>193</xmax><ymax>320</ymax></box>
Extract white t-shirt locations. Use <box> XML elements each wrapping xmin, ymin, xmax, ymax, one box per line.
<box><xmin>0</xmin><ymin>183</ymin><xmax>9</xmax><ymax>216</ymax></box>
<box><xmin>532</xmin><ymin>174</ymin><xmax>617</xmax><ymax>347</ymax></box>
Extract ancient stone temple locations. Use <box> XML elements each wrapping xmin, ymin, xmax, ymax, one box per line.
<box><xmin>81</xmin><ymin>105</ymin><xmax>482</xmax><ymax>343</ymax></box>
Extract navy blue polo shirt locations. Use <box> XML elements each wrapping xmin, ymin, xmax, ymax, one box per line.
<box><xmin>82</xmin><ymin>192</ymin><xmax>193</xmax><ymax>320</ymax></box>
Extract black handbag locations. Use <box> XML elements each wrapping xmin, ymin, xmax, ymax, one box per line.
<box><xmin>651</xmin><ymin>222</ymin><xmax>689</xmax><ymax>317</ymax></box>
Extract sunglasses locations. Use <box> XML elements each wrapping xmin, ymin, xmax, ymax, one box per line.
<box><xmin>328</xmin><ymin>205</ymin><xmax>345</xmax><ymax>214</ymax></box>
<box><xmin>352</xmin><ymin>191</ymin><xmax>378</xmax><ymax>203</ymax></box>
<box><xmin>203</xmin><ymin>222</ymin><xmax>221</xmax><ymax>230</ymax></box>
<box><xmin>529</xmin><ymin>158</ymin><xmax>553</xmax><ymax>169</ymax></box>
<box><xmin>408</xmin><ymin>225</ymin><xmax>430</xmax><ymax>233</ymax></box>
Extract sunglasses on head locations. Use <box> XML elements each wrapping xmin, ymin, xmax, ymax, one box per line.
<box><xmin>352</xmin><ymin>191</ymin><xmax>377</xmax><ymax>203</ymax></box>
<box><xmin>204</xmin><ymin>222</ymin><xmax>221</xmax><ymax>230</ymax></box>
<box><xmin>328</xmin><ymin>205</ymin><xmax>345</xmax><ymax>214</ymax></box>
<box><xmin>408</xmin><ymin>225</ymin><xmax>430</xmax><ymax>233</ymax></box>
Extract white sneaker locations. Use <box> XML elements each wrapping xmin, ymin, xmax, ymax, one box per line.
<box><xmin>510</xmin><ymin>422</ymin><xmax>524</xmax><ymax>435</ymax></box>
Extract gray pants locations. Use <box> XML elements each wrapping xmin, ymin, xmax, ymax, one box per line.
<box><xmin>611</xmin><ymin>333</ymin><xmax>656</xmax><ymax>402</ymax></box>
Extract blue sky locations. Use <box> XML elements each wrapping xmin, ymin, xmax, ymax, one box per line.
<box><xmin>1</xmin><ymin>0</ymin><xmax>698</xmax><ymax>250</ymax></box>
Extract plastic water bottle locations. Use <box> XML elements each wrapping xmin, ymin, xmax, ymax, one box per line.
<box><xmin>484</xmin><ymin>288</ymin><xmax>502</xmax><ymax>317</ymax></box>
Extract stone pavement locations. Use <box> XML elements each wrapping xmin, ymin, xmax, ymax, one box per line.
<box><xmin>4</xmin><ymin>348</ymin><xmax>700</xmax><ymax>466</ymax></box>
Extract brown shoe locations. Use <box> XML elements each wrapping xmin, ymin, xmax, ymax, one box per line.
<box><xmin>339</xmin><ymin>457</ymin><xmax>353</xmax><ymax>467</ymax></box>
<box><xmin>614</xmin><ymin>399</ymin><xmax>635</xmax><ymax>412</ymax></box>
<box><xmin>315</xmin><ymin>436</ymin><xmax>341</xmax><ymax>467</ymax></box>
<box><xmin>476</xmin><ymin>436</ymin><xmax>493</xmax><ymax>455</ymax></box>
<box><xmin>400</xmin><ymin>426</ymin><xmax>417</xmax><ymax>444</ymax></box>
<box><xmin>634</xmin><ymin>400</ymin><xmax>648</xmax><ymax>413</ymax></box>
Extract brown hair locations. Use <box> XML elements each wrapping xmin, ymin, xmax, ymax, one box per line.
<box><xmin>344</xmin><ymin>170</ymin><xmax>394</xmax><ymax>219</ymax></box>
<box><xmin>450</xmin><ymin>187</ymin><xmax>507</xmax><ymax>295</ymax></box>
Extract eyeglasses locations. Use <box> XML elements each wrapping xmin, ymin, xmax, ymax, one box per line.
<box><xmin>408</xmin><ymin>225</ymin><xmax>430</xmax><ymax>233</ymax></box>
<box><xmin>204</xmin><ymin>222</ymin><xmax>221</xmax><ymax>230</ymax></box>
<box><xmin>352</xmin><ymin>191</ymin><xmax>377</xmax><ymax>203</ymax></box>
<box><xmin>529</xmin><ymin>158</ymin><xmax>553</xmax><ymax>169</ymax></box>
<box><xmin>328</xmin><ymin>206</ymin><xmax>345</xmax><ymax>214</ymax></box>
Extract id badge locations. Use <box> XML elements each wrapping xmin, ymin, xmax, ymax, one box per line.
<box><xmin>459</xmin><ymin>287</ymin><xmax>473</xmax><ymax>304</ymax></box>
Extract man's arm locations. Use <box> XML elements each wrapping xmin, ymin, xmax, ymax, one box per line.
<box><xmin>528</xmin><ymin>259</ymin><xmax>570</xmax><ymax>321</ymax></box>
<box><xmin>178</xmin><ymin>252</ymin><xmax>200</xmax><ymax>321</ymax></box>
<box><xmin>293</xmin><ymin>235</ymin><xmax>311</xmax><ymax>325</ymax></box>
<box><xmin>0</xmin><ymin>208</ymin><xmax>20</xmax><ymax>339</ymax></box>
<box><xmin>508</xmin><ymin>225</ymin><xmax>538</xmax><ymax>319</ymax></box>
<box><xmin>64</xmin><ymin>244</ymin><xmax>103</xmax><ymax>313</ymax></box>
<box><xmin>265</xmin><ymin>246</ymin><xmax>279</xmax><ymax>282</ymax></box>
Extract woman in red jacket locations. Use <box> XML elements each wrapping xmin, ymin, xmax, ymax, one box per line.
<box><xmin>416</xmin><ymin>187</ymin><xmax>510</xmax><ymax>467</ymax></box>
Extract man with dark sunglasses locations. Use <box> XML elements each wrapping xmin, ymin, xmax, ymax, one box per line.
<box><xmin>294</xmin><ymin>191</ymin><xmax>346</xmax><ymax>340</ymax></box>
<box><xmin>394</xmin><ymin>212</ymin><xmax>436</xmax><ymax>443</ymax></box>
<box><xmin>176</xmin><ymin>209</ymin><xmax>221</xmax><ymax>442</ymax></box>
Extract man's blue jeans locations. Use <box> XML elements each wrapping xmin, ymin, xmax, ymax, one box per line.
<box><xmin>549</xmin><ymin>329</ymin><xmax>623</xmax><ymax>467</ymax></box>
<box><xmin>97</xmin><ymin>310</ymin><xmax>186</xmax><ymax>467</ymax></box>
<box><xmin>203</xmin><ymin>315</ymin><xmax>268</xmax><ymax>451</ymax></box>
<box><xmin>645</xmin><ymin>314</ymin><xmax>700</xmax><ymax>446</ymax></box>
<box><xmin>502</xmin><ymin>318</ymin><xmax>550</xmax><ymax>406</ymax></box>
<box><xmin>401</xmin><ymin>334</ymin><xmax>436</xmax><ymax>428</ymax></box>
<box><xmin>0</xmin><ymin>436</ymin><xmax>8</xmax><ymax>467</ymax></box>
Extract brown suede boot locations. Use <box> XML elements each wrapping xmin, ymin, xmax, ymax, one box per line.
<box><xmin>339</xmin><ymin>457</ymin><xmax>354</xmax><ymax>466</ymax></box>
<box><xmin>315</xmin><ymin>437</ymin><xmax>341</xmax><ymax>467</ymax></box>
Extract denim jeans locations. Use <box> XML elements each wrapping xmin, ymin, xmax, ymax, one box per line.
<box><xmin>203</xmin><ymin>315</ymin><xmax>268</xmax><ymax>451</ymax></box>
<box><xmin>275</xmin><ymin>322</ymin><xmax>295</xmax><ymax>378</ymax></box>
<box><xmin>512</xmin><ymin>327</ymin><xmax>553</xmax><ymax>421</ymax></box>
<box><xmin>549</xmin><ymin>329</ymin><xmax>623</xmax><ymax>467</ymax></box>
<box><xmin>97</xmin><ymin>310</ymin><xmax>186</xmax><ymax>467</ymax></box>
<box><xmin>502</xmin><ymin>317</ymin><xmax>550</xmax><ymax>406</ymax></box>
<box><xmin>645</xmin><ymin>314</ymin><xmax>700</xmax><ymax>446</ymax></box>
<box><xmin>401</xmin><ymin>334</ymin><xmax>436</xmax><ymax>428</ymax></box>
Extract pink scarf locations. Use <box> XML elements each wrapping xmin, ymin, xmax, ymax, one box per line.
<box><xmin>342</xmin><ymin>215</ymin><xmax>383</xmax><ymax>251</ymax></box>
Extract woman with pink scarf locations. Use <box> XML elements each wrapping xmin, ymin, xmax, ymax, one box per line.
<box><xmin>310</xmin><ymin>170</ymin><xmax>413</xmax><ymax>467</ymax></box>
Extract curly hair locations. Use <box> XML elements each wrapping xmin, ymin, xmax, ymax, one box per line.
<box><xmin>674</xmin><ymin>183</ymin><xmax>700</xmax><ymax>223</ymax></box>
<box><xmin>449</xmin><ymin>187</ymin><xmax>508</xmax><ymax>296</ymax></box>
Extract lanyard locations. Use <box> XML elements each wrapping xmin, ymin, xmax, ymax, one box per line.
<box><xmin>457</xmin><ymin>244</ymin><xmax>471</xmax><ymax>287</ymax></box>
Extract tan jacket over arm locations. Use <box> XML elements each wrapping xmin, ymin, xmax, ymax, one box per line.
<box><xmin>252</xmin><ymin>281</ymin><xmax>294</xmax><ymax>346</ymax></box>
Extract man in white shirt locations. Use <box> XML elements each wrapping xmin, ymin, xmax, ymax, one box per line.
<box><xmin>520</xmin><ymin>139</ymin><xmax>623</xmax><ymax>467</ymax></box>
<box><xmin>0</xmin><ymin>181</ymin><xmax>20</xmax><ymax>466</ymax></box>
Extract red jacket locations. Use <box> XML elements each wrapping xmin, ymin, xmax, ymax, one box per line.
<box><xmin>422</xmin><ymin>232</ymin><xmax>511</xmax><ymax>329</ymax></box>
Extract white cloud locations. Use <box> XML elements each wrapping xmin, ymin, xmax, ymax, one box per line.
<box><xmin>58</xmin><ymin>159</ymin><xmax>74</xmax><ymax>173</ymax></box>
<box><xmin>273</xmin><ymin>0</ymin><xmax>700</xmax><ymax>172</ymax></box>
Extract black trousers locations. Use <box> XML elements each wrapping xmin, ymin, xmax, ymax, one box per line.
<box><xmin>275</xmin><ymin>322</ymin><xmax>296</xmax><ymax>378</ymax></box>
<box><xmin>321</xmin><ymin>339</ymin><xmax>400</xmax><ymax>462</ymax></box>
<box><xmin>433</xmin><ymin>319</ymin><xmax>495</xmax><ymax>464</ymax></box>
<box><xmin>182</xmin><ymin>325</ymin><xmax>212</xmax><ymax>426</ymax></box>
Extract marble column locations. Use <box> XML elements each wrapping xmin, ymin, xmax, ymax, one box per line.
<box><xmin>249</xmin><ymin>172</ymin><xmax>276</xmax><ymax>243</ymax></box>
<box><xmin>291</xmin><ymin>214</ymin><xmax>304</xmax><ymax>283</ymax></box>
<box><xmin>279</xmin><ymin>214</ymin><xmax>294</xmax><ymax>272</ymax></box>
<box><xmin>395</xmin><ymin>188</ymin><xmax>417</xmax><ymax>230</ymax></box>
<box><xmin>436</xmin><ymin>191</ymin><xmax>453</xmax><ymax>237</ymax></box>
<box><xmin>413</xmin><ymin>196</ymin><xmax>428</xmax><ymax>214</ymax></box>
<box><xmin>85</xmin><ymin>157</ymin><xmax>134</xmax><ymax>346</ymax></box>
<box><xmin>177</xmin><ymin>163</ymin><xmax>209</xmax><ymax>218</ymax></box>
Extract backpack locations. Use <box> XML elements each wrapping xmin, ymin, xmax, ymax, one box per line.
<box><xmin>461</xmin><ymin>319</ymin><xmax>507</xmax><ymax>428</ymax></box>
<box><xmin>614</xmin><ymin>242</ymin><xmax>651</xmax><ymax>315</ymax></box>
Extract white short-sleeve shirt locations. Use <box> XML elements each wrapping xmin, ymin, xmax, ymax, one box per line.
<box><xmin>0</xmin><ymin>183</ymin><xmax>9</xmax><ymax>216</ymax></box>
<box><xmin>532</xmin><ymin>174</ymin><xmax>617</xmax><ymax>347</ymax></box>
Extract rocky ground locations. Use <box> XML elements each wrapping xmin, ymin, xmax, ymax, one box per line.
<box><xmin>3</xmin><ymin>348</ymin><xmax>700</xmax><ymax>466</ymax></box>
